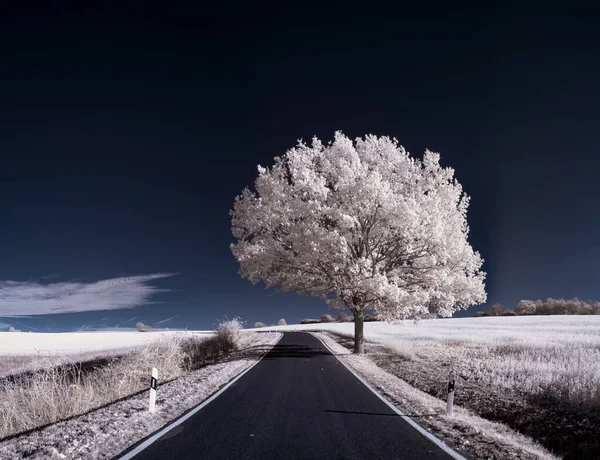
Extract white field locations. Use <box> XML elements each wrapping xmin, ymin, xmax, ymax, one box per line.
<box><xmin>0</xmin><ymin>330</ymin><xmax>213</xmax><ymax>356</ymax></box>
<box><xmin>0</xmin><ymin>330</ymin><xmax>213</xmax><ymax>377</ymax></box>
<box><xmin>254</xmin><ymin>315</ymin><xmax>600</xmax><ymax>405</ymax></box>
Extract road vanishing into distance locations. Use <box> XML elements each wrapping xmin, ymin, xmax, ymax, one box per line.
<box><xmin>120</xmin><ymin>332</ymin><xmax>455</xmax><ymax>460</ymax></box>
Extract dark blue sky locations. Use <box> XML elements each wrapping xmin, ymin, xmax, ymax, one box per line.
<box><xmin>1</xmin><ymin>3</ymin><xmax>599</xmax><ymax>331</ymax></box>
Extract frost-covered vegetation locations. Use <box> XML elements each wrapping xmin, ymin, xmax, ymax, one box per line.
<box><xmin>231</xmin><ymin>132</ymin><xmax>486</xmax><ymax>353</ymax></box>
<box><xmin>135</xmin><ymin>321</ymin><xmax>153</xmax><ymax>332</ymax></box>
<box><xmin>0</xmin><ymin>320</ymin><xmax>244</xmax><ymax>440</ymax></box>
<box><xmin>359</xmin><ymin>317</ymin><xmax>598</xmax><ymax>406</ymax></box>
<box><xmin>476</xmin><ymin>297</ymin><xmax>600</xmax><ymax>317</ymax></box>
<box><xmin>0</xmin><ymin>331</ymin><xmax>281</xmax><ymax>459</ymax></box>
<box><xmin>0</xmin><ymin>330</ymin><xmax>207</xmax><ymax>356</ymax></box>
<box><xmin>314</xmin><ymin>331</ymin><xmax>558</xmax><ymax>460</ymax></box>
<box><xmin>281</xmin><ymin>316</ymin><xmax>599</xmax><ymax>459</ymax></box>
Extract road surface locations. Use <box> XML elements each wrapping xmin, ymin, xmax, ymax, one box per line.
<box><xmin>121</xmin><ymin>332</ymin><xmax>454</xmax><ymax>460</ymax></box>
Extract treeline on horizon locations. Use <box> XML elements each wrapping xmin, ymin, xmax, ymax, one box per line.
<box><xmin>300</xmin><ymin>313</ymin><xmax>379</xmax><ymax>324</ymax></box>
<box><xmin>475</xmin><ymin>298</ymin><xmax>600</xmax><ymax>317</ymax></box>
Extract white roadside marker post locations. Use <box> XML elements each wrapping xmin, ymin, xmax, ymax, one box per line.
<box><xmin>446</xmin><ymin>370</ymin><xmax>456</xmax><ymax>416</ymax></box>
<box><xmin>149</xmin><ymin>367</ymin><xmax>158</xmax><ymax>413</ymax></box>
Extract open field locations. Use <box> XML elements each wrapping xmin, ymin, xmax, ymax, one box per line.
<box><xmin>0</xmin><ymin>330</ymin><xmax>213</xmax><ymax>377</ymax></box>
<box><xmin>256</xmin><ymin>316</ymin><xmax>600</xmax><ymax>406</ymax></box>
<box><xmin>0</xmin><ymin>324</ymin><xmax>241</xmax><ymax>442</ymax></box>
<box><xmin>257</xmin><ymin>316</ymin><xmax>600</xmax><ymax>459</ymax></box>
<box><xmin>0</xmin><ymin>330</ymin><xmax>213</xmax><ymax>356</ymax></box>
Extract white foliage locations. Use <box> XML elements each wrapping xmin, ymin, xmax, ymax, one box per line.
<box><xmin>216</xmin><ymin>318</ymin><xmax>243</xmax><ymax>348</ymax></box>
<box><xmin>231</xmin><ymin>132</ymin><xmax>486</xmax><ymax>321</ymax></box>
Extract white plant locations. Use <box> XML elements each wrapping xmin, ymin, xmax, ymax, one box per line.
<box><xmin>216</xmin><ymin>318</ymin><xmax>243</xmax><ymax>348</ymax></box>
<box><xmin>277</xmin><ymin>318</ymin><xmax>287</xmax><ymax>326</ymax></box>
<box><xmin>321</xmin><ymin>314</ymin><xmax>335</xmax><ymax>323</ymax></box>
<box><xmin>231</xmin><ymin>132</ymin><xmax>486</xmax><ymax>353</ymax></box>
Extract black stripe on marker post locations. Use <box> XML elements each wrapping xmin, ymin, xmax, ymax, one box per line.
<box><xmin>447</xmin><ymin>379</ymin><xmax>455</xmax><ymax>393</ymax></box>
<box><xmin>151</xmin><ymin>377</ymin><xmax>157</xmax><ymax>390</ymax></box>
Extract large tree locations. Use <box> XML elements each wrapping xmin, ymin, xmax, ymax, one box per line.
<box><xmin>231</xmin><ymin>132</ymin><xmax>486</xmax><ymax>353</ymax></box>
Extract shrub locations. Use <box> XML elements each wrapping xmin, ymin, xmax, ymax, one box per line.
<box><xmin>300</xmin><ymin>319</ymin><xmax>320</xmax><ymax>324</ymax></box>
<box><xmin>321</xmin><ymin>314</ymin><xmax>335</xmax><ymax>323</ymax></box>
<box><xmin>216</xmin><ymin>318</ymin><xmax>242</xmax><ymax>346</ymax></box>
<box><xmin>181</xmin><ymin>319</ymin><xmax>242</xmax><ymax>371</ymax></box>
<box><xmin>337</xmin><ymin>313</ymin><xmax>353</xmax><ymax>322</ymax></box>
<box><xmin>515</xmin><ymin>300</ymin><xmax>537</xmax><ymax>315</ymax></box>
<box><xmin>136</xmin><ymin>322</ymin><xmax>152</xmax><ymax>332</ymax></box>
<box><xmin>254</xmin><ymin>322</ymin><xmax>266</xmax><ymax>328</ymax></box>
<box><xmin>181</xmin><ymin>335</ymin><xmax>229</xmax><ymax>370</ymax></box>
<box><xmin>486</xmin><ymin>304</ymin><xmax>505</xmax><ymax>316</ymax></box>
<box><xmin>277</xmin><ymin>318</ymin><xmax>287</xmax><ymax>326</ymax></box>
<box><xmin>7</xmin><ymin>327</ymin><xmax>20</xmax><ymax>332</ymax></box>
<box><xmin>512</xmin><ymin>298</ymin><xmax>600</xmax><ymax>316</ymax></box>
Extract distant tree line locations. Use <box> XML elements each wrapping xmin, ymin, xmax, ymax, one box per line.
<box><xmin>475</xmin><ymin>298</ymin><xmax>600</xmax><ymax>317</ymax></box>
<box><xmin>254</xmin><ymin>312</ymin><xmax>382</xmax><ymax>327</ymax></box>
<box><xmin>253</xmin><ymin>319</ymin><xmax>288</xmax><ymax>328</ymax></box>
<box><xmin>300</xmin><ymin>313</ymin><xmax>380</xmax><ymax>324</ymax></box>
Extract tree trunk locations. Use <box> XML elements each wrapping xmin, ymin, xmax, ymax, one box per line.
<box><xmin>353</xmin><ymin>310</ymin><xmax>365</xmax><ymax>354</ymax></box>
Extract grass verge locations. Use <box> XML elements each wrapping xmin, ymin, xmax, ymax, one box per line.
<box><xmin>0</xmin><ymin>320</ymin><xmax>243</xmax><ymax>441</ymax></box>
<box><xmin>317</xmin><ymin>331</ymin><xmax>561</xmax><ymax>460</ymax></box>
<box><xmin>321</xmin><ymin>324</ymin><xmax>599</xmax><ymax>460</ymax></box>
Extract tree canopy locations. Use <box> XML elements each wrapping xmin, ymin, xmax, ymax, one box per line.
<box><xmin>231</xmin><ymin>132</ymin><xmax>486</xmax><ymax>352</ymax></box>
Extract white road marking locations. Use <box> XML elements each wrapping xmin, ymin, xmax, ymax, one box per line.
<box><xmin>118</xmin><ymin>333</ymin><xmax>283</xmax><ymax>459</ymax></box>
<box><xmin>310</xmin><ymin>332</ymin><xmax>467</xmax><ymax>460</ymax></box>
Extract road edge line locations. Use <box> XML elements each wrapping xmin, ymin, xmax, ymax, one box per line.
<box><xmin>310</xmin><ymin>332</ymin><xmax>467</xmax><ymax>460</ymax></box>
<box><xmin>118</xmin><ymin>332</ymin><xmax>284</xmax><ymax>460</ymax></box>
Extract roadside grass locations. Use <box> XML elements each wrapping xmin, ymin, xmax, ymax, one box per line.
<box><xmin>0</xmin><ymin>349</ymin><xmax>144</xmax><ymax>379</ymax></box>
<box><xmin>316</xmin><ymin>331</ymin><xmax>557</xmax><ymax>460</ymax></box>
<box><xmin>0</xmin><ymin>356</ymin><xmax>40</xmax><ymax>378</ymax></box>
<box><xmin>323</xmin><ymin>316</ymin><xmax>600</xmax><ymax>460</ymax></box>
<box><xmin>181</xmin><ymin>319</ymin><xmax>242</xmax><ymax>370</ymax></box>
<box><xmin>0</xmin><ymin>319</ymin><xmax>243</xmax><ymax>440</ymax></box>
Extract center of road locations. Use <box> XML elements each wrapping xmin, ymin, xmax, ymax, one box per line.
<box><xmin>119</xmin><ymin>332</ymin><xmax>455</xmax><ymax>460</ymax></box>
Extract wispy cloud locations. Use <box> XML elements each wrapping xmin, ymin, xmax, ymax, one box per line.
<box><xmin>154</xmin><ymin>315</ymin><xmax>179</xmax><ymax>325</ymax></box>
<box><xmin>0</xmin><ymin>273</ymin><xmax>176</xmax><ymax>317</ymax></box>
<box><xmin>115</xmin><ymin>316</ymin><xmax>138</xmax><ymax>328</ymax></box>
<box><xmin>0</xmin><ymin>315</ymin><xmax>35</xmax><ymax>319</ymax></box>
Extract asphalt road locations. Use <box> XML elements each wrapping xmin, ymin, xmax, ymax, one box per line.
<box><xmin>124</xmin><ymin>332</ymin><xmax>454</xmax><ymax>460</ymax></box>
